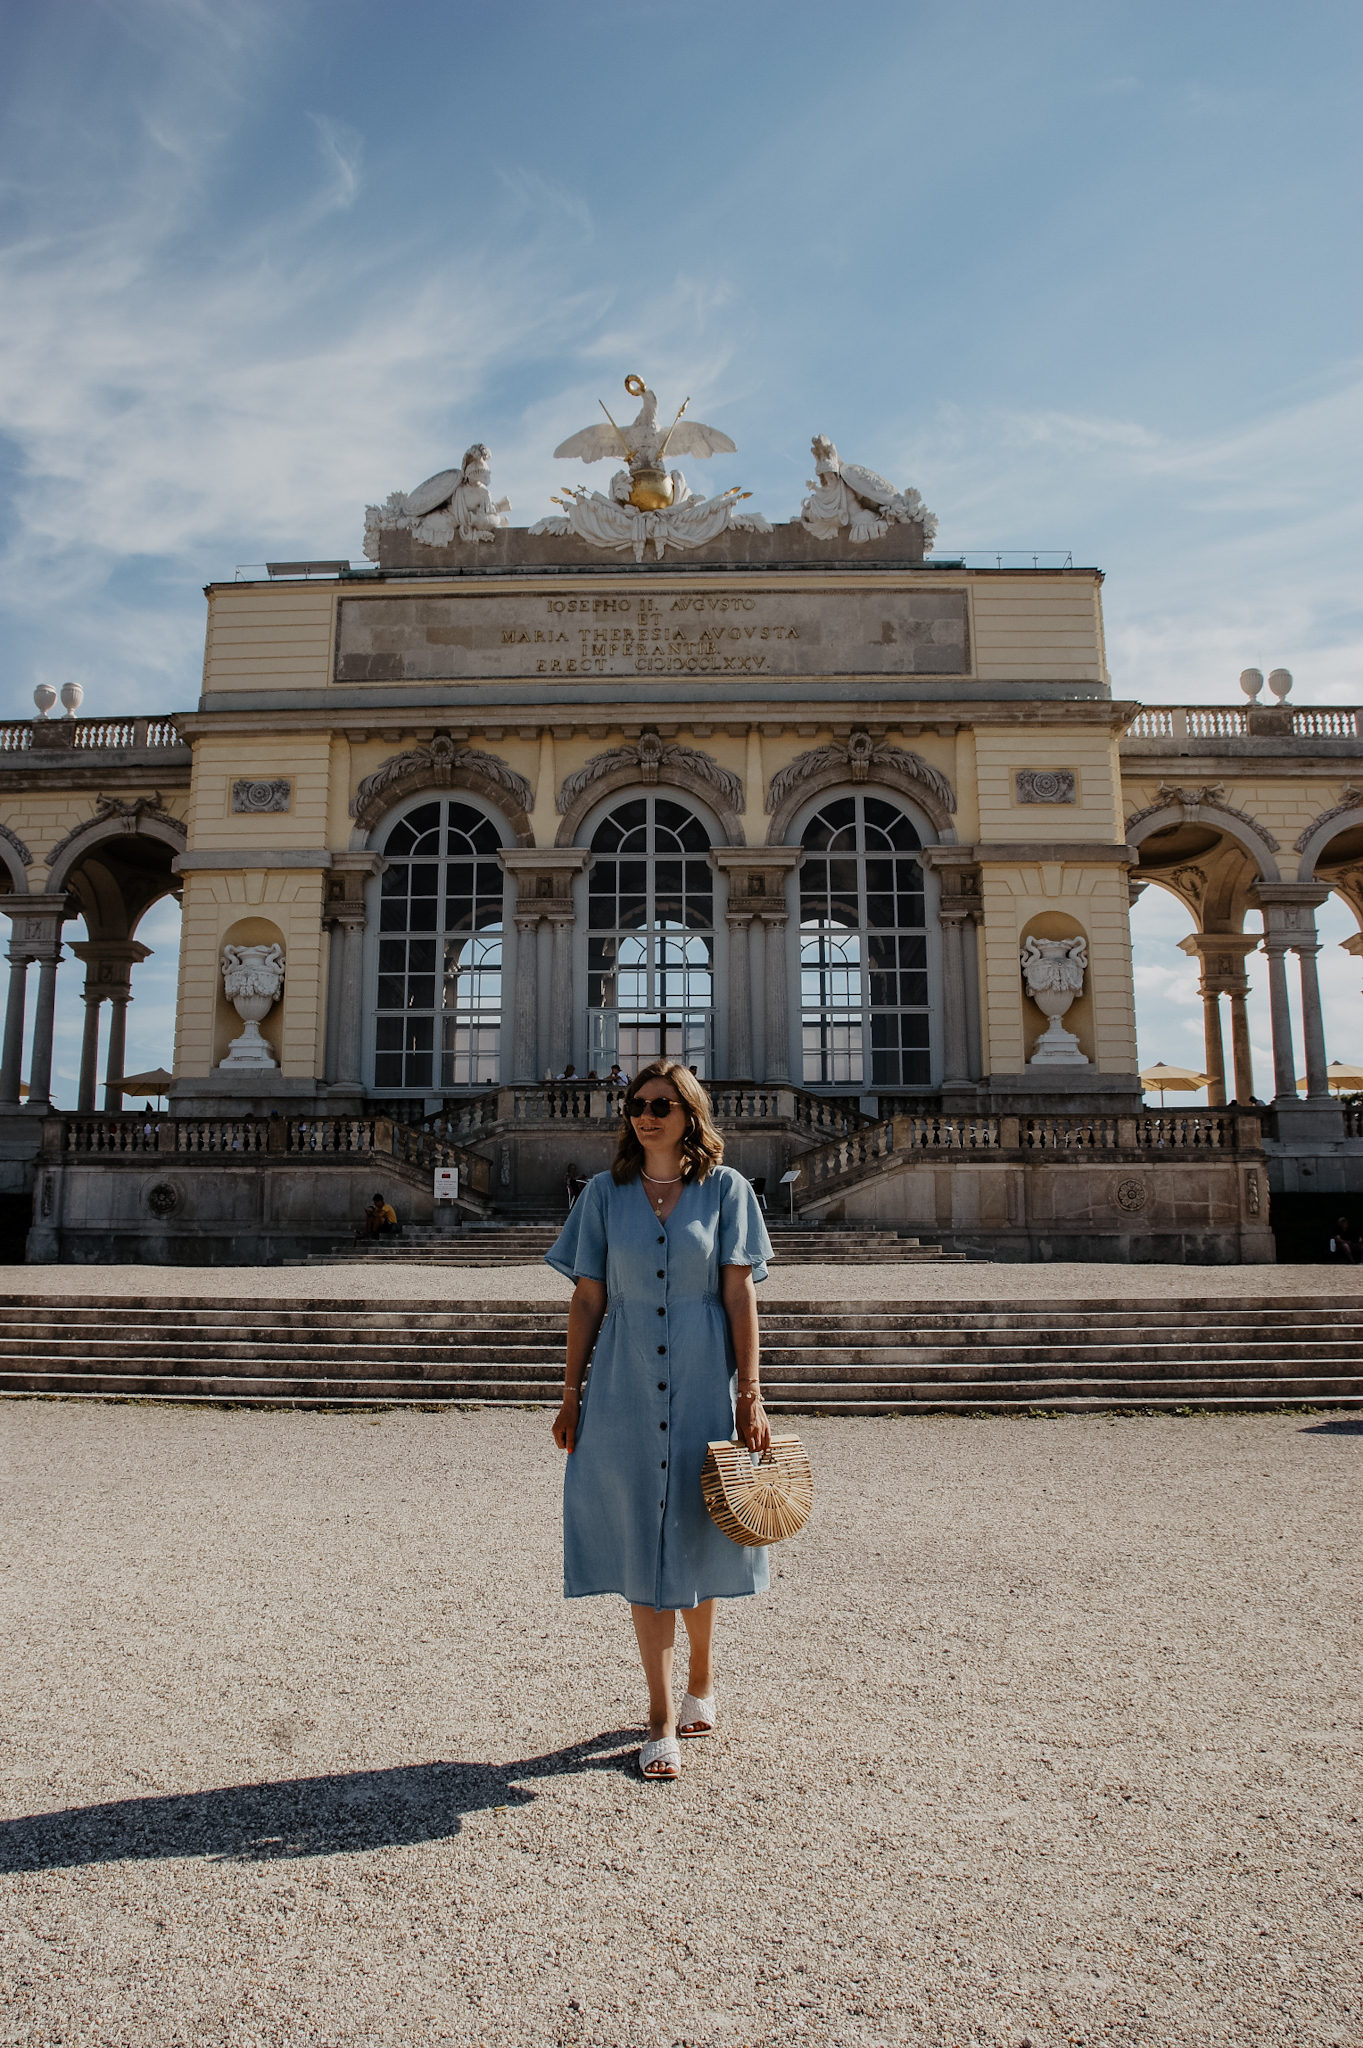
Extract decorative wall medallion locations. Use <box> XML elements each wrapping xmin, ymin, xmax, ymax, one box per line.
<box><xmin>1113</xmin><ymin>1177</ymin><xmax>1148</xmax><ymax>1214</ymax></box>
<box><xmin>232</xmin><ymin>779</ymin><xmax>292</xmax><ymax>814</ymax></box>
<box><xmin>147</xmin><ymin>1182</ymin><xmax>180</xmax><ymax>1217</ymax></box>
<box><xmin>1016</xmin><ymin>770</ymin><xmax>1076</xmax><ymax>805</ymax></box>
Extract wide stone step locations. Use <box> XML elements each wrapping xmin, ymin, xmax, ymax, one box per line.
<box><xmin>5</xmin><ymin>1372</ymin><xmax>1356</xmax><ymax>1412</ymax></box>
<box><xmin>2</xmin><ymin>1294</ymin><xmax>1357</xmax><ymax>1412</ymax></box>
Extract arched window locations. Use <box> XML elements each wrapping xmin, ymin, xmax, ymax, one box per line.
<box><xmin>586</xmin><ymin>796</ymin><xmax>714</xmax><ymax>1076</ymax></box>
<box><xmin>373</xmin><ymin>799</ymin><xmax>505</xmax><ymax>1090</ymax></box>
<box><xmin>799</xmin><ymin>794</ymin><xmax>930</xmax><ymax>1088</ymax></box>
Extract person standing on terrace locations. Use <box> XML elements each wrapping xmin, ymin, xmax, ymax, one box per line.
<box><xmin>546</xmin><ymin>1059</ymin><xmax>773</xmax><ymax>1780</ymax></box>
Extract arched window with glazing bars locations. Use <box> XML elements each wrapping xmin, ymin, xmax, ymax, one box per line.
<box><xmin>586</xmin><ymin>795</ymin><xmax>714</xmax><ymax>1076</ymax></box>
<box><xmin>373</xmin><ymin>798</ymin><xmax>506</xmax><ymax>1091</ymax></box>
<box><xmin>799</xmin><ymin>793</ymin><xmax>932</xmax><ymax>1088</ymax></box>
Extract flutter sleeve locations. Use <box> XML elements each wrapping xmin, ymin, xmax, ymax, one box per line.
<box><xmin>718</xmin><ymin>1168</ymin><xmax>773</xmax><ymax>1284</ymax></box>
<box><xmin>544</xmin><ymin>1173</ymin><xmax>609</xmax><ymax>1282</ymax></box>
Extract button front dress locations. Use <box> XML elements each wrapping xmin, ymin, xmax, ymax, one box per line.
<box><xmin>545</xmin><ymin>1165</ymin><xmax>774</xmax><ymax>1610</ymax></box>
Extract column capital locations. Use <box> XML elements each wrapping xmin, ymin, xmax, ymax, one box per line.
<box><xmin>499</xmin><ymin>847</ymin><xmax>590</xmax><ymax>911</ymax></box>
<box><xmin>0</xmin><ymin>893</ymin><xmax>76</xmax><ymax>955</ymax></box>
<box><xmin>757</xmin><ymin>906</ymin><xmax>789</xmax><ymax>928</ymax></box>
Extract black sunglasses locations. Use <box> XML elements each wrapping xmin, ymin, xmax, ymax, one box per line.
<box><xmin>627</xmin><ymin>1096</ymin><xmax>683</xmax><ymax>1119</ymax></box>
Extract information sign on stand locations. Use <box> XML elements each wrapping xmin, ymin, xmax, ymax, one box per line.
<box><xmin>434</xmin><ymin>1167</ymin><xmax>460</xmax><ymax>1201</ymax></box>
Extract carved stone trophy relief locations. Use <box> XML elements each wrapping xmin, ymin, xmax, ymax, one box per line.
<box><xmin>219</xmin><ymin>943</ymin><xmax>286</xmax><ymax>1069</ymax></box>
<box><xmin>1020</xmin><ymin>934</ymin><xmax>1090</xmax><ymax>1066</ymax></box>
<box><xmin>799</xmin><ymin>436</ymin><xmax>938</xmax><ymax>547</ymax></box>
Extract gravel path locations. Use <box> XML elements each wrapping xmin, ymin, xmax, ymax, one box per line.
<box><xmin>2</xmin><ymin>1404</ymin><xmax>1358</xmax><ymax>2045</ymax></box>
<box><xmin>4</xmin><ymin>1260</ymin><xmax>1360</xmax><ymax>1303</ymax></box>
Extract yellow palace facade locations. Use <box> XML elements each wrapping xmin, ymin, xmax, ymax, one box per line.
<box><xmin>0</xmin><ymin>422</ymin><xmax>1358</xmax><ymax>1263</ymax></box>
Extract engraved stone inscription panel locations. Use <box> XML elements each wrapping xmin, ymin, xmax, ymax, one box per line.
<box><xmin>335</xmin><ymin>588</ymin><xmax>969</xmax><ymax>684</ymax></box>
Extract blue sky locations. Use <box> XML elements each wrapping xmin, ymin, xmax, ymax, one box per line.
<box><xmin>1</xmin><ymin>0</ymin><xmax>1358</xmax><ymax>1098</ymax></box>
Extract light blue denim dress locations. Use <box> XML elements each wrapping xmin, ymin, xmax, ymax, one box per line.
<box><xmin>545</xmin><ymin>1165</ymin><xmax>774</xmax><ymax>1610</ymax></box>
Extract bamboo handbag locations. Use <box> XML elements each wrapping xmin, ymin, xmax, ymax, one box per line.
<box><xmin>701</xmin><ymin>1435</ymin><xmax>813</xmax><ymax>1547</ymax></box>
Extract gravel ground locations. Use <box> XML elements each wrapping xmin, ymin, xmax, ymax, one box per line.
<box><xmin>4</xmin><ymin>1260</ymin><xmax>1361</xmax><ymax>1303</ymax></box>
<box><xmin>1</xmin><ymin>1403</ymin><xmax>1358</xmax><ymax>2048</ymax></box>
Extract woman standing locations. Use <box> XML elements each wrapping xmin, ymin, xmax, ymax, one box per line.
<box><xmin>547</xmin><ymin>1059</ymin><xmax>774</xmax><ymax>1780</ymax></box>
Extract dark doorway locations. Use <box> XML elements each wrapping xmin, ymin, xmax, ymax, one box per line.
<box><xmin>0</xmin><ymin>1192</ymin><xmax>33</xmax><ymax>1265</ymax></box>
<box><xmin>1269</xmin><ymin>1190</ymin><xmax>1363</xmax><ymax>1265</ymax></box>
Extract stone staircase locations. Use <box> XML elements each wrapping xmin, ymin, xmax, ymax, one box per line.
<box><xmin>304</xmin><ymin>1221</ymin><xmax>962</xmax><ymax>1266</ymax></box>
<box><xmin>1</xmin><ymin>1296</ymin><xmax>1358</xmax><ymax>1412</ymax></box>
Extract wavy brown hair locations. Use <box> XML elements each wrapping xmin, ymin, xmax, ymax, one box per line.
<box><xmin>611</xmin><ymin>1059</ymin><xmax>725</xmax><ymax>1185</ymax></box>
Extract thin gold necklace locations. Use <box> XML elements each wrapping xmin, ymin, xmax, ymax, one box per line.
<box><xmin>642</xmin><ymin>1169</ymin><xmax>683</xmax><ymax>1212</ymax></box>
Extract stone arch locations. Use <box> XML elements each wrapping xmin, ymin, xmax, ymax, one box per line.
<box><xmin>555</xmin><ymin>739</ymin><xmax>745</xmax><ymax>847</ymax></box>
<box><xmin>351</xmin><ymin>735</ymin><xmax>534</xmax><ymax>847</ymax></box>
<box><xmin>765</xmin><ymin>736</ymin><xmax>957</xmax><ymax>845</ymax></box>
<box><xmin>1294</xmin><ymin>788</ymin><xmax>1363</xmax><ymax>882</ymax></box>
<box><xmin>45</xmin><ymin>808</ymin><xmax>186</xmax><ymax>898</ymax></box>
<box><xmin>1124</xmin><ymin>785</ymin><xmax>1281</xmax><ymax>882</ymax></box>
<box><xmin>0</xmin><ymin>822</ymin><xmax>33</xmax><ymax>894</ymax></box>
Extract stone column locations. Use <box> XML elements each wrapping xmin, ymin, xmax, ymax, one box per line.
<box><xmin>1</xmin><ymin>954</ymin><xmax>30</xmax><ymax>1107</ymax></box>
<box><xmin>548</xmin><ymin>911</ymin><xmax>575</xmax><ymax>1076</ymax></box>
<box><xmin>1294</xmin><ymin>942</ymin><xmax>1330</xmax><ymax>1100</ymax></box>
<box><xmin>1262</xmin><ymin>938</ymin><xmax>1298</xmax><ymax>1102</ymax></box>
<box><xmin>919</xmin><ymin>849</ymin><xmax>984</xmax><ymax>1093</ymax></box>
<box><xmin>103</xmin><ymin>996</ymin><xmax>130</xmax><ymax>1113</ymax></box>
<box><xmin>1178</xmin><ymin>933</ymin><xmax>1261</xmax><ymax>1103</ymax></box>
<box><xmin>1200</xmin><ymin>990</ymin><xmax>1228</xmax><ymax>1107</ymax></box>
<box><xmin>498</xmin><ymin>850</ymin><xmax>592</xmax><ymax>1084</ymax></box>
<box><xmin>335</xmin><ymin>914</ymin><xmax>367</xmax><ymax>1086</ymax></box>
<box><xmin>708</xmin><ymin>850</ymin><xmax>803</xmax><ymax>1086</ymax></box>
<box><xmin>1250</xmin><ymin>885</ymin><xmax>1331</xmax><ymax>1108</ymax></box>
<box><xmin>26</xmin><ymin>946</ymin><xmax>62</xmax><ymax>1111</ymax></box>
<box><xmin>77</xmin><ymin>994</ymin><xmax>103</xmax><ymax>1112</ymax></box>
<box><xmin>324</xmin><ymin>853</ymin><xmax>386</xmax><ymax>1096</ymax></box>
<box><xmin>512</xmin><ymin>912</ymin><xmax>541</xmax><ymax>1081</ymax></box>
<box><xmin>322</xmin><ymin>922</ymin><xmax>345</xmax><ymax>1084</ymax></box>
<box><xmin>725</xmin><ymin>911</ymin><xmax>753</xmax><ymax>1079</ymax></box>
<box><xmin>962</xmin><ymin>918</ymin><xmax>983</xmax><ymax>1082</ymax></box>
<box><xmin>939</xmin><ymin>912</ymin><xmax>971</xmax><ymax>1086</ymax></box>
<box><xmin>1228</xmin><ymin>990</ymin><xmax>1255</xmax><ymax>1103</ymax></box>
<box><xmin>762</xmin><ymin>911</ymin><xmax>791</xmax><ymax>1082</ymax></box>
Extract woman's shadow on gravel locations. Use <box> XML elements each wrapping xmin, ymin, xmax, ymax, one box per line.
<box><xmin>0</xmin><ymin>1728</ymin><xmax>641</xmax><ymax>1873</ymax></box>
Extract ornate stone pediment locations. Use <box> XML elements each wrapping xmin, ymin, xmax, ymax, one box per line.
<box><xmin>45</xmin><ymin>793</ymin><xmax>185</xmax><ymax>872</ymax></box>
<box><xmin>1125</xmin><ymin>783</ymin><xmax>1281</xmax><ymax>851</ymax></box>
<box><xmin>765</xmin><ymin>732</ymin><xmax>956</xmax><ymax>821</ymax></box>
<box><xmin>350</xmin><ymin>735</ymin><xmax>533</xmax><ymax>831</ymax></box>
<box><xmin>555</xmin><ymin>733</ymin><xmax>744</xmax><ymax>816</ymax></box>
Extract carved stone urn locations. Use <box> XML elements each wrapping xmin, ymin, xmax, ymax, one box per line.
<box><xmin>1020</xmin><ymin>934</ymin><xmax>1090</xmax><ymax>1066</ymax></box>
<box><xmin>220</xmin><ymin>942</ymin><xmax>285</xmax><ymax>1069</ymax></box>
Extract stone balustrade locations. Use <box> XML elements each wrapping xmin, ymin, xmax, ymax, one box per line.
<box><xmin>1124</xmin><ymin>705</ymin><xmax>1360</xmax><ymax>741</ymax></box>
<box><xmin>794</xmin><ymin>1108</ymin><xmax>1262</xmax><ymax>1201</ymax></box>
<box><xmin>54</xmin><ymin>1111</ymin><xmax>492</xmax><ymax>1199</ymax></box>
<box><xmin>0</xmin><ymin>717</ymin><xmax>186</xmax><ymax>754</ymax></box>
<box><xmin>416</xmin><ymin>1082</ymin><xmax>874</xmax><ymax>1138</ymax></box>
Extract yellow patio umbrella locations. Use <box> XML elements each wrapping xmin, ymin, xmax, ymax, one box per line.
<box><xmin>1140</xmin><ymin>1061</ymin><xmax>1210</xmax><ymax>1107</ymax></box>
<box><xmin>1294</xmin><ymin>1060</ymin><xmax>1363</xmax><ymax>1094</ymax></box>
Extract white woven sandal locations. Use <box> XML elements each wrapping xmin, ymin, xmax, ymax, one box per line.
<box><xmin>638</xmin><ymin>1733</ymin><xmax>681</xmax><ymax>1780</ymax></box>
<box><xmin>677</xmin><ymin>1691</ymin><xmax>716</xmax><ymax>1738</ymax></box>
